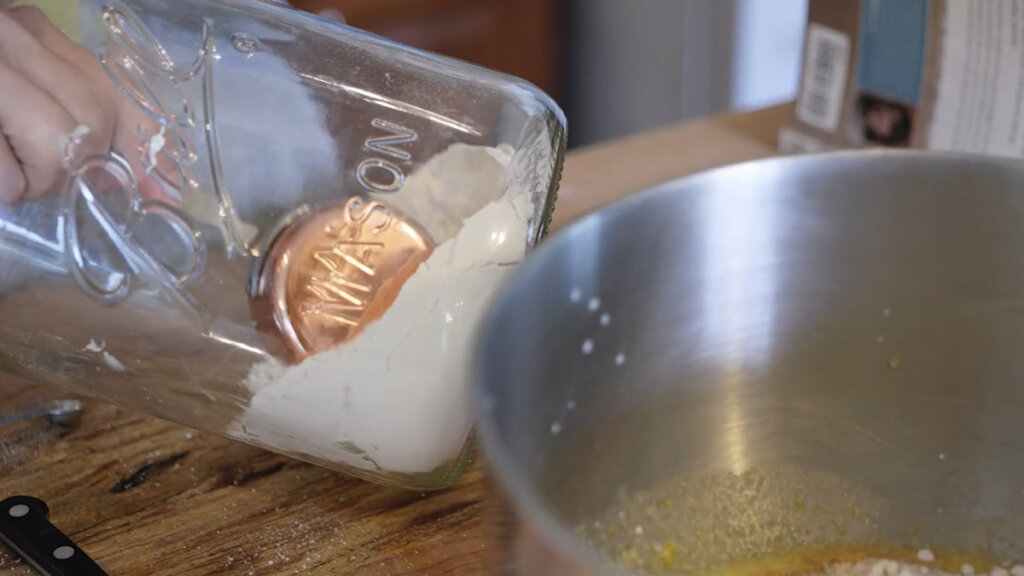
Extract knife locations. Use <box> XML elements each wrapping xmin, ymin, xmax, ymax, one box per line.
<box><xmin>0</xmin><ymin>496</ymin><xmax>108</xmax><ymax>575</ymax></box>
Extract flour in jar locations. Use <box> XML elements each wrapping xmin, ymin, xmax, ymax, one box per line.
<box><xmin>234</xmin><ymin>143</ymin><xmax>531</xmax><ymax>475</ymax></box>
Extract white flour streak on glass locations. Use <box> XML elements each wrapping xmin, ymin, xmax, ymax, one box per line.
<box><xmin>83</xmin><ymin>339</ymin><xmax>105</xmax><ymax>352</ymax></box>
<box><xmin>103</xmin><ymin>352</ymin><xmax>127</xmax><ymax>372</ymax></box>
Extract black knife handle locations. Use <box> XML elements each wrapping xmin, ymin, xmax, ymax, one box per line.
<box><xmin>0</xmin><ymin>496</ymin><xmax>108</xmax><ymax>576</ymax></box>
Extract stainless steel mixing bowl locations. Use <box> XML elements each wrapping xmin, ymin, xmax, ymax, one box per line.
<box><xmin>473</xmin><ymin>151</ymin><xmax>1024</xmax><ymax>575</ymax></box>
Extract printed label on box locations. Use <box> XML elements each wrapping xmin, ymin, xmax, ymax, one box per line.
<box><xmin>928</xmin><ymin>0</ymin><xmax>1024</xmax><ymax>158</ymax></box>
<box><xmin>796</xmin><ymin>23</ymin><xmax>852</xmax><ymax>133</ymax></box>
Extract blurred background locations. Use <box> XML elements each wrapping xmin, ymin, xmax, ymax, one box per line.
<box><xmin>291</xmin><ymin>0</ymin><xmax>809</xmax><ymax>149</ymax></box>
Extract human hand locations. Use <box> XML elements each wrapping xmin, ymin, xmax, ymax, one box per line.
<box><xmin>0</xmin><ymin>6</ymin><xmax>150</xmax><ymax>203</ymax></box>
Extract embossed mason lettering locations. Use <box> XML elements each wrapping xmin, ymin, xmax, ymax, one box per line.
<box><xmin>302</xmin><ymin>245</ymin><xmax>378</xmax><ymax>326</ymax></box>
<box><xmin>356</xmin><ymin>159</ymin><xmax>404</xmax><ymax>193</ymax></box>
<box><xmin>300</xmin><ymin>199</ymin><xmax>391</xmax><ymax>325</ymax></box>
<box><xmin>364</xmin><ymin>119</ymin><xmax>416</xmax><ymax>160</ymax></box>
<box><xmin>254</xmin><ymin>196</ymin><xmax>434</xmax><ymax>358</ymax></box>
<box><xmin>356</xmin><ymin>118</ymin><xmax>419</xmax><ymax>194</ymax></box>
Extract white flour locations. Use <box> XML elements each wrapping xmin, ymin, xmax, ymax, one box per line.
<box><xmin>816</xmin><ymin>558</ymin><xmax>1024</xmax><ymax>576</ymax></box>
<box><xmin>235</xmin><ymin>144</ymin><xmax>529</xmax><ymax>475</ymax></box>
<box><xmin>384</xmin><ymin>143</ymin><xmax>517</xmax><ymax>242</ymax></box>
<box><xmin>816</xmin><ymin>560</ymin><xmax>942</xmax><ymax>576</ymax></box>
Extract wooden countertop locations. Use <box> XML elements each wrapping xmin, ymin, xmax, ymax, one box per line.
<box><xmin>0</xmin><ymin>104</ymin><xmax>790</xmax><ymax>575</ymax></box>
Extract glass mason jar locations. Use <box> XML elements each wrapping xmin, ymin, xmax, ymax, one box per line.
<box><xmin>0</xmin><ymin>0</ymin><xmax>565</xmax><ymax>489</ymax></box>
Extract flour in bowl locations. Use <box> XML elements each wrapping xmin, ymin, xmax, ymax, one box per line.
<box><xmin>814</xmin><ymin>559</ymin><xmax>1024</xmax><ymax>576</ymax></box>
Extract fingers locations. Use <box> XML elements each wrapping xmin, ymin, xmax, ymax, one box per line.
<box><xmin>0</xmin><ymin>9</ymin><xmax>116</xmax><ymax>160</ymax></box>
<box><xmin>6</xmin><ymin>6</ymin><xmax>105</xmax><ymax>78</ymax></box>
<box><xmin>6</xmin><ymin>6</ymin><xmax>168</xmax><ymax>202</ymax></box>
<box><xmin>0</xmin><ymin>57</ymin><xmax>79</xmax><ymax>201</ymax></box>
<box><xmin>0</xmin><ymin>7</ymin><xmax>174</xmax><ymax>205</ymax></box>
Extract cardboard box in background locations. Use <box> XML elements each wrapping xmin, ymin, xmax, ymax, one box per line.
<box><xmin>781</xmin><ymin>0</ymin><xmax>1024</xmax><ymax>159</ymax></box>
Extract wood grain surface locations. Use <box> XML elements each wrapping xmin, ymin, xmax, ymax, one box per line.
<box><xmin>0</xmin><ymin>105</ymin><xmax>787</xmax><ymax>575</ymax></box>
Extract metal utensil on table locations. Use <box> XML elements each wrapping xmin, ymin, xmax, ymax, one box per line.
<box><xmin>474</xmin><ymin>151</ymin><xmax>1024</xmax><ymax>574</ymax></box>
<box><xmin>0</xmin><ymin>496</ymin><xmax>108</xmax><ymax>575</ymax></box>
<box><xmin>0</xmin><ymin>400</ymin><xmax>84</xmax><ymax>430</ymax></box>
